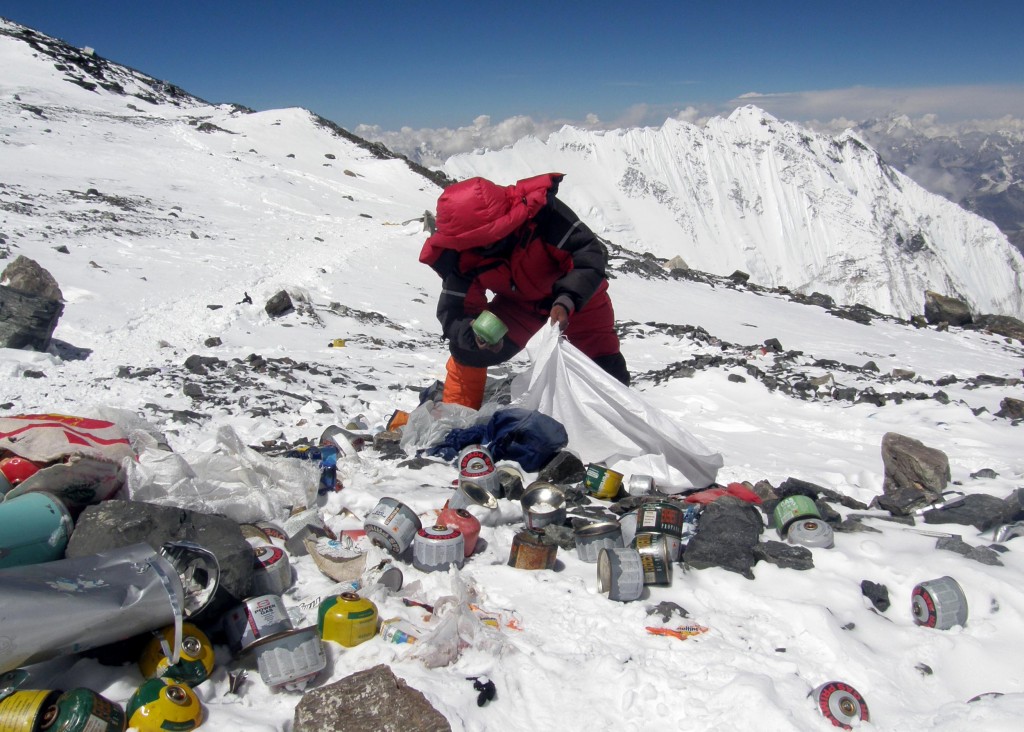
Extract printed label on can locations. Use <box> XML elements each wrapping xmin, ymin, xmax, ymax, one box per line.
<box><xmin>413</xmin><ymin>526</ymin><xmax>465</xmax><ymax>572</ymax></box>
<box><xmin>636</xmin><ymin>502</ymin><xmax>684</xmax><ymax>538</ymax></box>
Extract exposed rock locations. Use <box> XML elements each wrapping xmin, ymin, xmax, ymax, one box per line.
<box><xmin>922</xmin><ymin>494</ymin><xmax>1015</xmax><ymax>531</ymax></box>
<box><xmin>1</xmin><ymin>255</ymin><xmax>64</xmax><ymax>301</ymax></box>
<box><xmin>647</xmin><ymin>601</ymin><xmax>690</xmax><ymax>621</ymax></box>
<box><xmin>753</xmin><ymin>540</ymin><xmax>814</xmax><ymax>570</ymax></box>
<box><xmin>935</xmin><ymin>536</ymin><xmax>1003</xmax><ymax>566</ymax></box>
<box><xmin>65</xmin><ymin>500</ymin><xmax>254</xmax><ymax>620</ymax></box>
<box><xmin>996</xmin><ymin>397</ymin><xmax>1024</xmax><ymax>420</ymax></box>
<box><xmin>0</xmin><ymin>285</ymin><xmax>64</xmax><ymax>351</ymax></box>
<box><xmin>293</xmin><ymin>664</ymin><xmax>451</xmax><ymax>732</ymax></box>
<box><xmin>970</xmin><ymin>468</ymin><xmax>998</xmax><ymax>480</ymax></box>
<box><xmin>664</xmin><ymin>255</ymin><xmax>689</xmax><ymax>272</ymax></box>
<box><xmin>537</xmin><ymin>451</ymin><xmax>586</xmax><ymax>485</ymax></box>
<box><xmin>683</xmin><ymin>497</ymin><xmax>764</xmax><ymax>579</ymax></box>
<box><xmin>924</xmin><ymin>290</ymin><xmax>972</xmax><ymax>326</ymax></box>
<box><xmin>265</xmin><ymin>289</ymin><xmax>294</xmax><ymax>317</ymax></box>
<box><xmin>860</xmin><ymin>580</ymin><xmax>890</xmax><ymax>612</ymax></box>
<box><xmin>973</xmin><ymin>313</ymin><xmax>1024</xmax><ymax>342</ymax></box>
<box><xmin>729</xmin><ymin>270</ymin><xmax>750</xmax><ymax>284</ymax></box>
<box><xmin>876</xmin><ymin>432</ymin><xmax>950</xmax><ymax>515</ymax></box>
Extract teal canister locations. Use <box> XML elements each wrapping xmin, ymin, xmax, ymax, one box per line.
<box><xmin>0</xmin><ymin>491</ymin><xmax>74</xmax><ymax>569</ymax></box>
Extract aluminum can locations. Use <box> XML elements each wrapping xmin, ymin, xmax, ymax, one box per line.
<box><xmin>437</xmin><ymin>507</ymin><xmax>481</xmax><ymax>556</ymax></box>
<box><xmin>126</xmin><ymin>679</ymin><xmax>202</xmax><ymax>731</ymax></box>
<box><xmin>507</xmin><ymin>528</ymin><xmax>557</xmax><ymax>570</ymax></box>
<box><xmin>412</xmin><ymin>525</ymin><xmax>465</xmax><ymax>573</ymax></box>
<box><xmin>632</xmin><ymin>533</ymin><xmax>674</xmax><ymax>585</ymax></box>
<box><xmin>786</xmin><ymin>518</ymin><xmax>835</xmax><ymax>549</ymax></box>
<box><xmin>773</xmin><ymin>495</ymin><xmax>821</xmax><ymax>537</ymax></box>
<box><xmin>252</xmin><ymin>626</ymin><xmax>326</xmax><ymax>692</ymax></box>
<box><xmin>574</xmin><ymin>521</ymin><xmax>624</xmax><ymax>563</ymax></box>
<box><xmin>626</xmin><ymin>474</ymin><xmax>655</xmax><ymax>497</ymax></box>
<box><xmin>456</xmin><ymin>445</ymin><xmax>500</xmax><ymax>499</ymax></box>
<box><xmin>364</xmin><ymin>497</ymin><xmax>422</xmax><ymax>557</ymax></box>
<box><xmin>0</xmin><ymin>689</ymin><xmax>59</xmax><ymax>731</ymax></box>
<box><xmin>447</xmin><ymin>479</ymin><xmax>498</xmax><ymax>511</ymax></box>
<box><xmin>520</xmin><ymin>482</ymin><xmax>567</xmax><ymax>530</ymax></box>
<box><xmin>811</xmin><ymin>681</ymin><xmax>870</xmax><ymax>729</ymax></box>
<box><xmin>252</xmin><ymin>544</ymin><xmax>293</xmax><ymax>596</ymax></box>
<box><xmin>597</xmin><ymin>547</ymin><xmax>644</xmax><ymax>602</ymax></box>
<box><xmin>583</xmin><ymin>464</ymin><xmax>624</xmax><ymax>500</ymax></box>
<box><xmin>379</xmin><ymin>618</ymin><xmax>420</xmax><ymax>644</ymax></box>
<box><xmin>635</xmin><ymin>501</ymin><xmax>684</xmax><ymax>538</ymax></box>
<box><xmin>222</xmin><ymin>594</ymin><xmax>293</xmax><ymax>656</ymax></box>
<box><xmin>38</xmin><ymin>688</ymin><xmax>126</xmax><ymax>732</ymax></box>
<box><xmin>318</xmin><ymin>592</ymin><xmax>378</xmax><ymax>647</ymax></box>
<box><xmin>138</xmin><ymin>622</ymin><xmax>214</xmax><ymax>687</ymax></box>
<box><xmin>0</xmin><ymin>491</ymin><xmax>74</xmax><ymax>570</ymax></box>
<box><xmin>911</xmin><ymin>576</ymin><xmax>968</xmax><ymax>629</ymax></box>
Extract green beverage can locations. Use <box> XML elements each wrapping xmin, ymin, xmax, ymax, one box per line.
<box><xmin>773</xmin><ymin>495</ymin><xmax>821</xmax><ymax>538</ymax></box>
<box><xmin>0</xmin><ymin>491</ymin><xmax>74</xmax><ymax>569</ymax></box>
<box><xmin>471</xmin><ymin>310</ymin><xmax>508</xmax><ymax>345</ymax></box>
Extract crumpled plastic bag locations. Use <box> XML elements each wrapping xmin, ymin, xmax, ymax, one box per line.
<box><xmin>399</xmin><ymin>399</ymin><xmax>499</xmax><ymax>455</ymax></box>
<box><xmin>408</xmin><ymin>573</ymin><xmax>509</xmax><ymax>668</ymax></box>
<box><xmin>126</xmin><ymin>425</ymin><xmax>317</xmax><ymax>523</ymax></box>
<box><xmin>510</xmin><ymin>322</ymin><xmax>724</xmax><ymax>492</ymax></box>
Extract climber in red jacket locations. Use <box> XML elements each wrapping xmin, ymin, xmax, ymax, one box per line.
<box><xmin>420</xmin><ymin>172</ymin><xmax>629</xmax><ymax>409</ymax></box>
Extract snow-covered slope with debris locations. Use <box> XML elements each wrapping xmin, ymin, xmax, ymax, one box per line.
<box><xmin>2</xmin><ymin>18</ymin><xmax>1024</xmax><ymax>732</ymax></box>
<box><xmin>444</xmin><ymin>109</ymin><xmax>1024</xmax><ymax>321</ymax></box>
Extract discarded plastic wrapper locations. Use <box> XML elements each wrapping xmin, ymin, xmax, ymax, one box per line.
<box><xmin>645</xmin><ymin>623</ymin><xmax>710</xmax><ymax>641</ymax></box>
<box><xmin>0</xmin><ymin>541</ymin><xmax>219</xmax><ymax>676</ymax></box>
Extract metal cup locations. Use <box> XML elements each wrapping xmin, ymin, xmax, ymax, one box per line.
<box><xmin>521</xmin><ymin>482</ymin><xmax>567</xmax><ymax>530</ymax></box>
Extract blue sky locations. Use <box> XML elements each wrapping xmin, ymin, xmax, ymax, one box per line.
<box><xmin>3</xmin><ymin>1</ymin><xmax>1023</xmax><ymax>132</ymax></box>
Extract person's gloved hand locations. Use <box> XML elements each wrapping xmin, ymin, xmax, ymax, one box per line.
<box><xmin>548</xmin><ymin>295</ymin><xmax>574</xmax><ymax>331</ymax></box>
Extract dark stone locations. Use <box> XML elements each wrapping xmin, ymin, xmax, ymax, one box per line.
<box><xmin>683</xmin><ymin>497</ymin><xmax>764</xmax><ymax>579</ymax></box>
<box><xmin>935</xmin><ymin>536</ymin><xmax>1003</xmax><ymax>566</ymax></box>
<box><xmin>647</xmin><ymin>601</ymin><xmax>689</xmax><ymax>622</ymax></box>
<box><xmin>293</xmin><ymin>664</ymin><xmax>451</xmax><ymax>732</ymax></box>
<box><xmin>265</xmin><ymin>289</ymin><xmax>294</xmax><ymax>317</ymax></box>
<box><xmin>183</xmin><ymin>383</ymin><xmax>204</xmax><ymax>399</ymax></box>
<box><xmin>396</xmin><ymin>456</ymin><xmax>438</xmax><ymax>470</ymax></box>
<box><xmin>541</xmin><ymin>524</ymin><xmax>576</xmax><ymax>549</ymax></box>
<box><xmin>860</xmin><ymin>580</ymin><xmax>890</xmax><ymax>612</ymax></box>
<box><xmin>862</xmin><ymin>360</ymin><xmax>880</xmax><ymax>372</ymax></box>
<box><xmin>753</xmin><ymin>540</ymin><xmax>813</xmax><ymax>570</ymax></box>
<box><xmin>974</xmin><ymin>313</ymin><xmax>1024</xmax><ymax>342</ymax></box>
<box><xmin>876</xmin><ymin>432</ymin><xmax>950</xmax><ymax>515</ymax></box>
<box><xmin>729</xmin><ymin>270</ymin><xmax>750</xmax><ymax>283</ymax></box>
<box><xmin>970</xmin><ymin>468</ymin><xmax>998</xmax><ymax>480</ymax></box>
<box><xmin>924</xmin><ymin>290</ymin><xmax>972</xmax><ymax>326</ymax></box>
<box><xmin>996</xmin><ymin>397</ymin><xmax>1024</xmax><ymax>420</ymax></box>
<box><xmin>0</xmin><ymin>284</ymin><xmax>64</xmax><ymax>351</ymax></box>
<box><xmin>763</xmin><ymin>338</ymin><xmax>783</xmax><ymax>352</ymax></box>
<box><xmin>751</xmin><ymin>480</ymin><xmax>778</xmax><ymax>501</ymax></box>
<box><xmin>727</xmin><ymin>373</ymin><xmax>746</xmax><ymax>383</ymax></box>
<box><xmin>65</xmin><ymin>500</ymin><xmax>254</xmax><ymax>621</ymax></box>
<box><xmin>1004</xmin><ymin>489</ymin><xmax>1024</xmax><ymax>522</ymax></box>
<box><xmin>204</xmin><ymin>337</ymin><xmax>222</xmax><ymax>347</ymax></box>
<box><xmin>922</xmin><ymin>494</ymin><xmax>1015</xmax><ymax>532</ymax></box>
<box><xmin>814</xmin><ymin>500</ymin><xmax>842</xmax><ymax>524</ymax></box>
<box><xmin>916</xmin><ymin>663</ymin><xmax>933</xmax><ymax>676</ymax></box>
<box><xmin>537</xmin><ymin>451</ymin><xmax>586</xmax><ymax>485</ymax></box>
<box><xmin>807</xmin><ymin>292</ymin><xmax>835</xmax><ymax>308</ymax></box>
<box><xmin>2</xmin><ymin>255</ymin><xmax>63</xmax><ymax>300</ymax></box>
<box><xmin>832</xmin><ymin>517</ymin><xmax>882</xmax><ymax>534</ymax></box>
<box><xmin>498</xmin><ymin>468</ymin><xmax>525</xmax><ymax>501</ymax></box>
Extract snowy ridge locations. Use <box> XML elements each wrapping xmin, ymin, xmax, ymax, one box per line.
<box><xmin>444</xmin><ymin>107</ymin><xmax>1024</xmax><ymax>321</ymax></box>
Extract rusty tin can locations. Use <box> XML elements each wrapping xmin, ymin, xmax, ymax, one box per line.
<box><xmin>507</xmin><ymin>529</ymin><xmax>557</xmax><ymax>570</ymax></box>
<box><xmin>597</xmin><ymin>547</ymin><xmax>645</xmax><ymax>602</ymax></box>
<box><xmin>574</xmin><ymin>521</ymin><xmax>624</xmax><ymax>563</ymax></box>
<box><xmin>632</xmin><ymin>532</ymin><xmax>674</xmax><ymax>586</ymax></box>
<box><xmin>364</xmin><ymin>497</ymin><xmax>422</xmax><ymax>557</ymax></box>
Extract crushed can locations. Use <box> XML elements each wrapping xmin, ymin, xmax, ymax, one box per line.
<box><xmin>574</xmin><ymin>521</ymin><xmax>624</xmax><ymax>563</ymax></box>
<box><xmin>412</xmin><ymin>525</ymin><xmax>465</xmax><ymax>573</ymax></box>
<box><xmin>318</xmin><ymin>592</ymin><xmax>378</xmax><ymax>647</ymax></box>
<box><xmin>139</xmin><ymin>623</ymin><xmax>215</xmax><ymax>687</ymax></box>
<box><xmin>598</xmin><ymin>547</ymin><xmax>645</xmax><ymax>602</ymax></box>
<box><xmin>911</xmin><ymin>576</ymin><xmax>968</xmax><ymax>629</ymax></box>
<box><xmin>626</xmin><ymin>474</ymin><xmax>655</xmax><ymax>497</ymax></box>
<box><xmin>364</xmin><ymin>497</ymin><xmax>422</xmax><ymax>556</ymax></box>
<box><xmin>507</xmin><ymin>528</ymin><xmax>557</xmax><ymax>570</ymax></box>
<box><xmin>126</xmin><ymin>679</ymin><xmax>202</xmax><ymax>732</ymax></box>
<box><xmin>583</xmin><ymin>464</ymin><xmax>624</xmax><ymax>500</ymax></box>
<box><xmin>0</xmin><ymin>491</ymin><xmax>74</xmax><ymax>570</ymax></box>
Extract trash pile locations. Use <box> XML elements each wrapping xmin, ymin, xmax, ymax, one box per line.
<box><xmin>1</xmin><ymin>402</ymin><xmax>1019</xmax><ymax>732</ymax></box>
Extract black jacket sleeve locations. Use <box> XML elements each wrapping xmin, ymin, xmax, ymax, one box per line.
<box><xmin>533</xmin><ymin>197</ymin><xmax>608</xmax><ymax>312</ymax></box>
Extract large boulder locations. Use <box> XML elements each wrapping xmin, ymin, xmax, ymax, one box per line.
<box><xmin>875</xmin><ymin>432</ymin><xmax>950</xmax><ymax>515</ymax></box>
<box><xmin>923</xmin><ymin>290</ymin><xmax>972</xmax><ymax>326</ymax></box>
<box><xmin>0</xmin><ymin>256</ymin><xmax>64</xmax><ymax>351</ymax></box>
<box><xmin>974</xmin><ymin>314</ymin><xmax>1024</xmax><ymax>342</ymax></box>
<box><xmin>65</xmin><ymin>500</ymin><xmax>254</xmax><ymax>621</ymax></box>
<box><xmin>293</xmin><ymin>664</ymin><xmax>451</xmax><ymax>732</ymax></box>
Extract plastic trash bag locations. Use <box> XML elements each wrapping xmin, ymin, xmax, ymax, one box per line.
<box><xmin>511</xmin><ymin>323</ymin><xmax>723</xmax><ymax>492</ymax></box>
<box><xmin>399</xmin><ymin>399</ymin><xmax>499</xmax><ymax>456</ymax></box>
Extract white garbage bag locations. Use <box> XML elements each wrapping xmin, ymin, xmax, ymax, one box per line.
<box><xmin>511</xmin><ymin>323</ymin><xmax>723</xmax><ymax>492</ymax></box>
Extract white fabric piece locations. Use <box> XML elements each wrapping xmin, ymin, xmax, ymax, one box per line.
<box><xmin>511</xmin><ymin>323</ymin><xmax>723</xmax><ymax>492</ymax></box>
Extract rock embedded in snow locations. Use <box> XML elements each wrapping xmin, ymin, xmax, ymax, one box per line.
<box><xmin>292</xmin><ymin>664</ymin><xmax>452</xmax><ymax>732</ymax></box>
<box><xmin>683</xmin><ymin>497</ymin><xmax>764</xmax><ymax>579</ymax></box>
<box><xmin>924</xmin><ymin>290</ymin><xmax>973</xmax><ymax>326</ymax></box>
<box><xmin>861</xmin><ymin>580</ymin><xmax>891</xmax><ymax>612</ymax></box>
<box><xmin>922</xmin><ymin>494</ymin><xmax>1016</xmax><ymax>532</ymax></box>
<box><xmin>265</xmin><ymin>289</ymin><xmax>294</xmax><ymax>317</ymax></box>
<box><xmin>753</xmin><ymin>540</ymin><xmax>814</xmax><ymax>570</ymax></box>
<box><xmin>876</xmin><ymin>432</ymin><xmax>951</xmax><ymax>515</ymax></box>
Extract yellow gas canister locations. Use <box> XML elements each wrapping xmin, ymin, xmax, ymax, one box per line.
<box><xmin>317</xmin><ymin>592</ymin><xmax>378</xmax><ymax>648</ymax></box>
<box><xmin>125</xmin><ymin>679</ymin><xmax>203</xmax><ymax>732</ymax></box>
<box><xmin>138</xmin><ymin>623</ymin><xmax>215</xmax><ymax>687</ymax></box>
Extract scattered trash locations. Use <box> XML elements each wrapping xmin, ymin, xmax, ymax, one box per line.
<box><xmin>520</xmin><ymin>481</ymin><xmax>567</xmax><ymax>530</ymax></box>
<box><xmin>645</xmin><ymin>623</ymin><xmax>710</xmax><ymax>641</ymax></box>
<box><xmin>0</xmin><ymin>687</ymin><xmax>126</xmax><ymax>732</ymax></box>
<box><xmin>413</xmin><ymin>525</ymin><xmax>465</xmax><ymax>572</ymax></box>
<box><xmin>684</xmin><ymin>482</ymin><xmax>762</xmax><ymax>505</ymax></box>
<box><xmin>457</xmin><ymin>444</ymin><xmax>500</xmax><ymax>498</ymax></box>
<box><xmin>318</xmin><ymin>592</ymin><xmax>379</xmax><ymax>648</ymax></box>
<box><xmin>140</xmin><ymin>622</ymin><xmax>215</xmax><ymax>687</ymax></box>
<box><xmin>126</xmin><ymin>678</ymin><xmax>202</xmax><ymax>731</ymax></box>
<box><xmin>471</xmin><ymin>310</ymin><xmax>508</xmax><ymax>346</ymax></box>
<box><xmin>583</xmin><ymin>463</ymin><xmax>623</xmax><ymax>500</ymax></box>
<box><xmin>597</xmin><ymin>547</ymin><xmax>644</xmax><ymax>602</ymax></box>
<box><xmin>786</xmin><ymin>518</ymin><xmax>835</xmax><ymax>549</ymax></box>
<box><xmin>625</xmin><ymin>473</ymin><xmax>654</xmax><ymax>497</ymax></box>
<box><xmin>632</xmin><ymin>533</ymin><xmax>674</xmax><ymax>585</ymax></box>
<box><xmin>364</xmin><ymin>497</ymin><xmax>422</xmax><ymax>557</ymax></box>
<box><xmin>773</xmin><ymin>495</ymin><xmax>821</xmax><ymax>538</ymax></box>
<box><xmin>379</xmin><ymin>617</ymin><xmax>422</xmax><ymax>644</ymax></box>
<box><xmin>911</xmin><ymin>576</ymin><xmax>968</xmax><ymax>629</ymax></box>
<box><xmin>328</xmin><ymin>338</ymin><xmax>346</xmax><ymax>348</ymax></box>
<box><xmin>993</xmin><ymin>521</ymin><xmax>1024</xmax><ymax>543</ymax></box>
<box><xmin>811</xmin><ymin>681</ymin><xmax>870</xmax><ymax>729</ymax></box>
<box><xmin>252</xmin><ymin>544</ymin><xmax>294</xmax><ymax>596</ymax></box>
<box><xmin>574</xmin><ymin>520</ymin><xmax>624</xmax><ymax>563</ymax></box>
<box><xmin>507</xmin><ymin>528</ymin><xmax>557</xmax><ymax>570</ymax></box>
<box><xmin>437</xmin><ymin>507</ymin><xmax>481</xmax><ymax>556</ymax></box>
<box><xmin>447</xmin><ymin>479</ymin><xmax>498</xmax><ymax>511</ymax></box>
<box><xmin>468</xmin><ymin>676</ymin><xmax>497</xmax><ymax>707</ymax></box>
